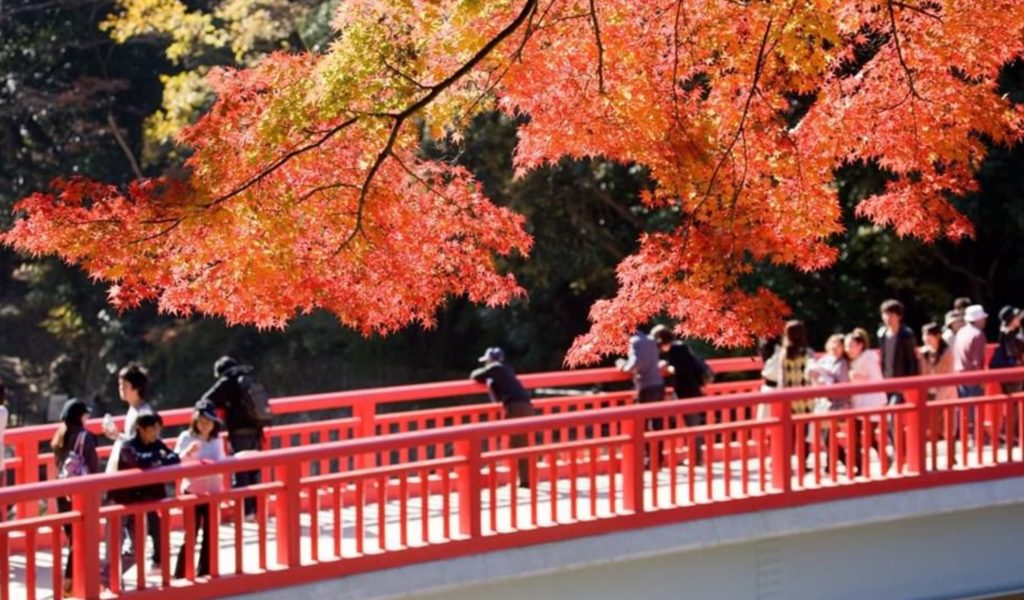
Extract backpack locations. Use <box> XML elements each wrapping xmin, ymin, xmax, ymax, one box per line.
<box><xmin>989</xmin><ymin>343</ymin><xmax>1018</xmax><ymax>370</ymax></box>
<box><xmin>689</xmin><ymin>347</ymin><xmax>715</xmax><ymax>386</ymax></box>
<box><xmin>235</xmin><ymin>373</ymin><xmax>273</xmax><ymax>427</ymax></box>
<box><xmin>58</xmin><ymin>431</ymin><xmax>89</xmax><ymax>479</ymax></box>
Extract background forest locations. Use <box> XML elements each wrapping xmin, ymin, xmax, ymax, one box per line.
<box><xmin>2</xmin><ymin>0</ymin><xmax>1023</xmax><ymax>424</ymax></box>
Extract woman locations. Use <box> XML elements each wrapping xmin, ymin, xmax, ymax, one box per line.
<box><xmin>920</xmin><ymin>322</ymin><xmax>956</xmax><ymax>449</ymax></box>
<box><xmin>51</xmin><ymin>398</ymin><xmax>100</xmax><ymax>594</ymax></box>
<box><xmin>769</xmin><ymin>321</ymin><xmax>816</xmax><ymax>471</ymax></box>
<box><xmin>920</xmin><ymin>322</ymin><xmax>956</xmax><ymax>400</ymax></box>
<box><xmin>807</xmin><ymin>334</ymin><xmax>851</xmax><ymax>472</ymax></box>
<box><xmin>844</xmin><ymin>329</ymin><xmax>889</xmax><ymax>476</ymax></box>
<box><xmin>174</xmin><ymin>399</ymin><xmax>226</xmax><ymax>579</ymax></box>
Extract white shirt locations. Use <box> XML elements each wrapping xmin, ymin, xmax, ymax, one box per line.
<box><xmin>123</xmin><ymin>402</ymin><xmax>153</xmax><ymax>438</ymax></box>
<box><xmin>849</xmin><ymin>350</ymin><xmax>887</xmax><ymax>416</ymax></box>
<box><xmin>175</xmin><ymin>431</ymin><xmax>227</xmax><ymax>494</ymax></box>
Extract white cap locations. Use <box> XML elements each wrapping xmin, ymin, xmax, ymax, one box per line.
<box><xmin>964</xmin><ymin>304</ymin><xmax>988</xmax><ymax>323</ymax></box>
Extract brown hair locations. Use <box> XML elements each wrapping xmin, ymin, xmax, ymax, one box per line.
<box><xmin>783</xmin><ymin>320</ymin><xmax>808</xmax><ymax>360</ymax></box>
<box><xmin>880</xmin><ymin>299</ymin><xmax>904</xmax><ymax>317</ymax></box>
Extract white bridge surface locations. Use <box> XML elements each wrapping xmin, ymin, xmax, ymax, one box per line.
<box><xmin>8</xmin><ymin>445</ymin><xmax>1023</xmax><ymax>600</ymax></box>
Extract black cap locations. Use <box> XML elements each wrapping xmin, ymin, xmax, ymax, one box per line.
<box><xmin>999</xmin><ymin>305</ymin><xmax>1021</xmax><ymax>325</ymax></box>
<box><xmin>214</xmin><ymin>355</ymin><xmax>238</xmax><ymax>377</ymax></box>
<box><xmin>193</xmin><ymin>399</ymin><xmax>222</xmax><ymax>424</ymax></box>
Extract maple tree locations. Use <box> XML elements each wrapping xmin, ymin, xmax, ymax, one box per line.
<box><xmin>4</xmin><ymin>0</ymin><xmax>1024</xmax><ymax>365</ymax></box>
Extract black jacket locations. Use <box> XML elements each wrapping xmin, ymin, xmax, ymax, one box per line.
<box><xmin>879</xmin><ymin>325</ymin><xmax>920</xmax><ymax>379</ymax></box>
<box><xmin>665</xmin><ymin>342</ymin><xmax>705</xmax><ymax>399</ymax></box>
<box><xmin>109</xmin><ymin>436</ymin><xmax>180</xmax><ymax>505</ymax></box>
<box><xmin>470</xmin><ymin>363</ymin><xmax>530</xmax><ymax>406</ymax></box>
<box><xmin>201</xmin><ymin>364</ymin><xmax>260</xmax><ymax>433</ymax></box>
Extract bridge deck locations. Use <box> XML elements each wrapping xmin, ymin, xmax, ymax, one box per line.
<box><xmin>10</xmin><ymin>441</ymin><xmax>1013</xmax><ymax>600</ymax></box>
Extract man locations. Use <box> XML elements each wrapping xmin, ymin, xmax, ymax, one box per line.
<box><xmin>617</xmin><ymin>327</ymin><xmax>665</xmax><ymax>464</ymax></box>
<box><xmin>877</xmin><ymin>299</ymin><xmax>920</xmax><ymax>399</ymax></box>
<box><xmin>103</xmin><ymin>363</ymin><xmax>154</xmax><ymax>441</ymax></box>
<box><xmin>953</xmin><ymin>304</ymin><xmax>988</xmax><ymax>440</ymax></box>
<box><xmin>200</xmin><ymin>356</ymin><xmax>266</xmax><ymax>516</ymax></box>
<box><xmin>471</xmin><ymin>347</ymin><xmax>534</xmax><ymax>488</ymax></box>
<box><xmin>652</xmin><ymin>325</ymin><xmax>712</xmax><ymax>465</ymax></box>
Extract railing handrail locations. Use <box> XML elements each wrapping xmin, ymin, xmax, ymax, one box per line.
<box><xmin>2</xmin><ymin>364</ymin><xmax>1019</xmax><ymax>505</ymax></box>
<box><xmin>3</xmin><ymin>355</ymin><xmax>764</xmax><ymax>443</ymax></box>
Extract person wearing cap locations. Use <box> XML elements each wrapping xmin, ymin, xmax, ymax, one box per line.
<box><xmin>50</xmin><ymin>398</ymin><xmax>100</xmax><ymax>594</ymax></box>
<box><xmin>174</xmin><ymin>399</ymin><xmax>227</xmax><ymax>579</ymax></box>
<box><xmin>953</xmin><ymin>304</ymin><xmax>989</xmax><ymax>444</ymax></box>
<box><xmin>991</xmin><ymin>306</ymin><xmax>1024</xmax><ymax>393</ymax></box>
<box><xmin>941</xmin><ymin>309</ymin><xmax>966</xmax><ymax>346</ymax></box>
<box><xmin>200</xmin><ymin>355</ymin><xmax>265</xmax><ymax>516</ymax></box>
<box><xmin>471</xmin><ymin>347</ymin><xmax>534</xmax><ymax>488</ymax></box>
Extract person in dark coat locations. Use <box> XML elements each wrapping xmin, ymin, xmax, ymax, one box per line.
<box><xmin>200</xmin><ymin>356</ymin><xmax>264</xmax><ymax>516</ymax></box>
<box><xmin>108</xmin><ymin>412</ymin><xmax>180</xmax><ymax>581</ymax></box>
<box><xmin>877</xmin><ymin>299</ymin><xmax>921</xmax><ymax>393</ymax></box>
<box><xmin>471</xmin><ymin>347</ymin><xmax>534</xmax><ymax>488</ymax></box>
<box><xmin>652</xmin><ymin>325</ymin><xmax>711</xmax><ymax>465</ymax></box>
<box><xmin>51</xmin><ymin>398</ymin><xmax>100</xmax><ymax>594</ymax></box>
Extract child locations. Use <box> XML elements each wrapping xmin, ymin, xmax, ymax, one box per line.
<box><xmin>108</xmin><ymin>412</ymin><xmax>180</xmax><ymax>584</ymax></box>
<box><xmin>174</xmin><ymin>399</ymin><xmax>226</xmax><ymax>578</ymax></box>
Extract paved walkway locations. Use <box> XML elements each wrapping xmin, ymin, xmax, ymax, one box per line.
<box><xmin>8</xmin><ymin>443</ymin><xmax>1018</xmax><ymax>600</ymax></box>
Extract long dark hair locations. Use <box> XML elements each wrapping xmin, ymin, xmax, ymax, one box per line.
<box><xmin>51</xmin><ymin>399</ymin><xmax>89</xmax><ymax>450</ymax></box>
<box><xmin>783</xmin><ymin>320</ymin><xmax>809</xmax><ymax>360</ymax></box>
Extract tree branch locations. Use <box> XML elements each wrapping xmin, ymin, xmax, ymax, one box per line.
<box><xmin>886</xmin><ymin>0</ymin><xmax>927</xmax><ymax>102</ymax></box>
<box><xmin>334</xmin><ymin>0</ymin><xmax>540</xmax><ymax>252</ymax></box>
<box><xmin>588</xmin><ymin>0</ymin><xmax>606</xmax><ymax>94</ymax></box>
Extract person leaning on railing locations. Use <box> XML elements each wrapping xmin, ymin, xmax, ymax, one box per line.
<box><xmin>104</xmin><ymin>412</ymin><xmax>181</xmax><ymax>586</ymax></box>
<box><xmin>766</xmin><ymin>321</ymin><xmax>816</xmax><ymax>471</ymax></box>
<box><xmin>173</xmin><ymin>399</ymin><xmax>227</xmax><ymax>579</ymax></box>
<box><xmin>471</xmin><ymin>347</ymin><xmax>535</xmax><ymax>489</ymax></box>
<box><xmin>51</xmin><ymin>398</ymin><xmax>100</xmax><ymax>595</ymax></box>
<box><xmin>806</xmin><ymin>334</ymin><xmax>851</xmax><ymax>474</ymax></box>
<box><xmin>844</xmin><ymin>329</ymin><xmax>890</xmax><ymax>476</ymax></box>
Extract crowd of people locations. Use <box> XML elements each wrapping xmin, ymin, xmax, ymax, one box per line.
<box><xmin>45</xmin><ymin>356</ymin><xmax>269</xmax><ymax>592</ymax></box>
<box><xmin>0</xmin><ymin>295</ymin><xmax>1020</xmax><ymax>592</ymax></box>
<box><xmin>614</xmin><ymin>297</ymin><xmax>1023</xmax><ymax>475</ymax></box>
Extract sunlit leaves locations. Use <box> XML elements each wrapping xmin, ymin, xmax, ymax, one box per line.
<box><xmin>5</xmin><ymin>0</ymin><xmax>1024</xmax><ymax>365</ymax></box>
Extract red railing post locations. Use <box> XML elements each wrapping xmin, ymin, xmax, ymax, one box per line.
<box><xmin>19</xmin><ymin>439</ymin><xmax>40</xmax><ymax>517</ymax></box>
<box><xmin>71</xmin><ymin>488</ymin><xmax>101</xmax><ymax>599</ymax></box>
<box><xmin>274</xmin><ymin>462</ymin><xmax>303</xmax><ymax>567</ymax></box>
<box><xmin>621</xmin><ymin>416</ymin><xmax>645</xmax><ymax>513</ymax></box>
<box><xmin>354</xmin><ymin>402</ymin><xmax>376</xmax><ymax>469</ymax></box>
<box><xmin>456</xmin><ymin>437</ymin><xmax>482</xmax><ymax>538</ymax></box>
<box><xmin>905</xmin><ymin>387</ymin><xmax>926</xmax><ymax>474</ymax></box>
<box><xmin>770</xmin><ymin>398</ymin><xmax>792</xmax><ymax>492</ymax></box>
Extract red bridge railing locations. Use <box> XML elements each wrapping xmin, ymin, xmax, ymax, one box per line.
<box><xmin>1</xmin><ymin>363</ymin><xmax>1022</xmax><ymax>599</ymax></box>
<box><xmin>2</xmin><ymin>355</ymin><xmax>765</xmax><ymax>518</ymax></box>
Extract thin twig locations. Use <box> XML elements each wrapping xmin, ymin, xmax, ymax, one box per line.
<box><xmin>106</xmin><ymin>113</ymin><xmax>143</xmax><ymax>179</ymax></box>
<box><xmin>201</xmin><ymin>116</ymin><xmax>359</xmax><ymax>209</ymax></box>
<box><xmin>890</xmin><ymin>0</ymin><xmax>942</xmax><ymax>22</ymax></box>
